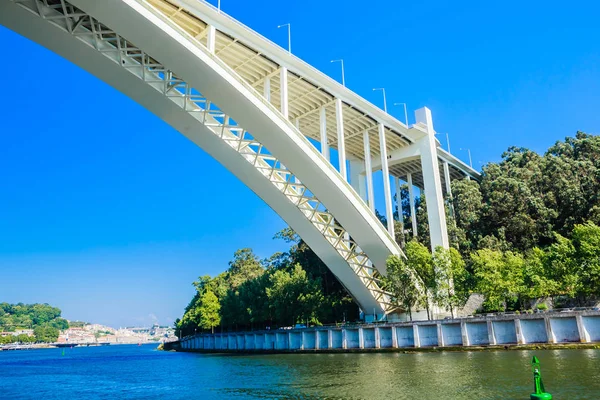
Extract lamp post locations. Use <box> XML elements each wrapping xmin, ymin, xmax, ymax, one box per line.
<box><xmin>373</xmin><ymin>88</ymin><xmax>387</xmax><ymax>113</ymax></box>
<box><xmin>330</xmin><ymin>59</ymin><xmax>345</xmax><ymax>86</ymax></box>
<box><xmin>393</xmin><ymin>102</ymin><xmax>409</xmax><ymax>128</ymax></box>
<box><xmin>217</xmin><ymin>0</ymin><xmax>220</xmax><ymax>11</ymax></box>
<box><xmin>277</xmin><ymin>23</ymin><xmax>291</xmax><ymax>53</ymax></box>
<box><xmin>436</xmin><ymin>132</ymin><xmax>451</xmax><ymax>153</ymax></box>
<box><xmin>460</xmin><ymin>148</ymin><xmax>473</xmax><ymax>168</ymax></box>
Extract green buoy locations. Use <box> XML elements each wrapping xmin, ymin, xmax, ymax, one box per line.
<box><xmin>530</xmin><ymin>356</ymin><xmax>552</xmax><ymax>400</ymax></box>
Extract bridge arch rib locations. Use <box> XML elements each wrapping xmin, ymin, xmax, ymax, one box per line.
<box><xmin>0</xmin><ymin>0</ymin><xmax>416</xmax><ymax>316</ymax></box>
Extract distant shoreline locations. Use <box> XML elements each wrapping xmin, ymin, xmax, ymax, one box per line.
<box><xmin>0</xmin><ymin>342</ymin><xmax>162</xmax><ymax>352</ymax></box>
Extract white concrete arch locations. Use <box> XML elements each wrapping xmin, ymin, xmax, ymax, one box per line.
<box><xmin>0</xmin><ymin>0</ymin><xmax>414</xmax><ymax>316</ymax></box>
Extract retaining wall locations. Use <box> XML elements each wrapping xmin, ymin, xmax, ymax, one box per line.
<box><xmin>178</xmin><ymin>311</ymin><xmax>600</xmax><ymax>353</ymax></box>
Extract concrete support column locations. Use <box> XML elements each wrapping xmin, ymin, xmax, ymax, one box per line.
<box><xmin>319</xmin><ymin>106</ymin><xmax>329</xmax><ymax>161</ymax></box>
<box><xmin>263</xmin><ymin>76</ymin><xmax>271</xmax><ymax>103</ymax></box>
<box><xmin>342</xmin><ymin>329</ymin><xmax>347</xmax><ymax>349</ymax></box>
<box><xmin>335</xmin><ymin>98</ymin><xmax>347</xmax><ymax>180</ymax></box>
<box><xmin>379</xmin><ymin>123</ymin><xmax>394</xmax><ymax>237</ymax></box>
<box><xmin>328</xmin><ymin>329</ymin><xmax>333</xmax><ymax>349</ymax></box>
<box><xmin>576</xmin><ymin>315</ymin><xmax>590</xmax><ymax>343</ymax></box>
<box><xmin>460</xmin><ymin>321</ymin><xmax>469</xmax><ymax>346</ymax></box>
<box><xmin>394</xmin><ymin>177</ymin><xmax>404</xmax><ymax>231</ymax></box>
<box><xmin>407</xmin><ymin>173</ymin><xmax>418</xmax><ymax>236</ymax></box>
<box><xmin>443</xmin><ymin>161</ymin><xmax>454</xmax><ymax>218</ymax></box>
<box><xmin>350</xmin><ymin>160</ymin><xmax>366</xmax><ymax>200</ymax></box>
<box><xmin>280</xmin><ymin>67</ymin><xmax>289</xmax><ymax>119</ymax></box>
<box><xmin>487</xmin><ymin>321</ymin><xmax>496</xmax><ymax>345</ymax></box>
<box><xmin>515</xmin><ymin>319</ymin><xmax>525</xmax><ymax>344</ymax></box>
<box><xmin>288</xmin><ymin>331</ymin><xmax>292</xmax><ymax>349</ymax></box>
<box><xmin>443</xmin><ymin>161</ymin><xmax>452</xmax><ymax>197</ymax></box>
<box><xmin>375</xmin><ymin>327</ymin><xmax>381</xmax><ymax>349</ymax></box>
<box><xmin>207</xmin><ymin>25</ymin><xmax>216</xmax><ymax>53</ymax></box>
<box><xmin>363</xmin><ymin>130</ymin><xmax>375</xmax><ymax>212</ymax></box>
<box><xmin>358</xmin><ymin>328</ymin><xmax>364</xmax><ymax>349</ymax></box>
<box><xmin>544</xmin><ymin>317</ymin><xmax>555</xmax><ymax>343</ymax></box>
<box><xmin>413</xmin><ymin>325</ymin><xmax>421</xmax><ymax>348</ymax></box>
<box><xmin>415</xmin><ymin>107</ymin><xmax>449</xmax><ymax>250</ymax></box>
<box><xmin>391</xmin><ymin>327</ymin><xmax>398</xmax><ymax>348</ymax></box>
<box><xmin>437</xmin><ymin>324</ymin><xmax>444</xmax><ymax>347</ymax></box>
<box><xmin>315</xmin><ymin>330</ymin><xmax>320</xmax><ymax>350</ymax></box>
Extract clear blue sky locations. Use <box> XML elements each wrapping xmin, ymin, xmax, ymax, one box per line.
<box><xmin>0</xmin><ymin>0</ymin><xmax>598</xmax><ymax>328</ymax></box>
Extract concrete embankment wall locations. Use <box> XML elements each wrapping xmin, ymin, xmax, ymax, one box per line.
<box><xmin>179</xmin><ymin>311</ymin><xmax>600</xmax><ymax>353</ymax></box>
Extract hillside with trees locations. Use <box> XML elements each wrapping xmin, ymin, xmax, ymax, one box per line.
<box><xmin>0</xmin><ymin>303</ymin><xmax>69</xmax><ymax>343</ymax></box>
<box><xmin>388</xmin><ymin>132</ymin><xmax>600</xmax><ymax>314</ymax></box>
<box><xmin>177</xmin><ymin>132</ymin><xmax>600</xmax><ymax>336</ymax></box>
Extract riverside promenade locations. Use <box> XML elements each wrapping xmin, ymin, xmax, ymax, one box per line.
<box><xmin>178</xmin><ymin>310</ymin><xmax>600</xmax><ymax>353</ymax></box>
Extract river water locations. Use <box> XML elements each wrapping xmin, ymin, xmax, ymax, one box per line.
<box><xmin>0</xmin><ymin>344</ymin><xmax>598</xmax><ymax>399</ymax></box>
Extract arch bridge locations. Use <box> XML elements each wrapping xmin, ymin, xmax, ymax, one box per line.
<box><xmin>0</xmin><ymin>0</ymin><xmax>479</xmax><ymax>320</ymax></box>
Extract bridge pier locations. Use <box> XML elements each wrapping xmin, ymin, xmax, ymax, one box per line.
<box><xmin>415</xmin><ymin>107</ymin><xmax>449</xmax><ymax>250</ymax></box>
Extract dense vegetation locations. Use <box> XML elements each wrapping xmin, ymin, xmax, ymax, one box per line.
<box><xmin>177</xmin><ymin>132</ymin><xmax>600</xmax><ymax>335</ymax></box>
<box><xmin>176</xmin><ymin>230</ymin><xmax>358</xmax><ymax>337</ymax></box>
<box><xmin>0</xmin><ymin>303</ymin><xmax>68</xmax><ymax>343</ymax></box>
<box><xmin>387</xmin><ymin>132</ymin><xmax>600</xmax><ymax>314</ymax></box>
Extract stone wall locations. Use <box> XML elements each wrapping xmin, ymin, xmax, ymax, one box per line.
<box><xmin>178</xmin><ymin>311</ymin><xmax>600</xmax><ymax>353</ymax></box>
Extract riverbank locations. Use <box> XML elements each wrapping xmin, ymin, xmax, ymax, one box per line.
<box><xmin>177</xmin><ymin>310</ymin><xmax>600</xmax><ymax>354</ymax></box>
<box><xmin>170</xmin><ymin>340</ymin><xmax>600</xmax><ymax>354</ymax></box>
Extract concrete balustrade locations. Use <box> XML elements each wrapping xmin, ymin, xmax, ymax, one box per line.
<box><xmin>178</xmin><ymin>311</ymin><xmax>600</xmax><ymax>353</ymax></box>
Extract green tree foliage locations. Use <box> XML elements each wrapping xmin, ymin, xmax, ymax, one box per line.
<box><xmin>450</xmin><ymin>133</ymin><xmax>600</xmax><ymax>253</ymax></box>
<box><xmin>198</xmin><ymin>290</ymin><xmax>221</xmax><ymax>334</ymax></box>
<box><xmin>405</xmin><ymin>240</ymin><xmax>434</xmax><ymax>318</ymax></box>
<box><xmin>432</xmin><ymin>246</ymin><xmax>470</xmax><ymax>317</ymax></box>
<box><xmin>177</xmin><ymin>233</ymin><xmax>359</xmax><ymax>336</ymax></box>
<box><xmin>0</xmin><ymin>303</ymin><xmax>68</xmax><ymax>342</ymax></box>
<box><xmin>450</xmin><ymin>179</ymin><xmax>483</xmax><ymax>252</ymax></box>
<box><xmin>266</xmin><ymin>264</ymin><xmax>324</xmax><ymax>326</ymax></box>
<box><xmin>471</xmin><ymin>249</ymin><xmax>525</xmax><ymax>312</ymax></box>
<box><xmin>385</xmin><ymin>255</ymin><xmax>421</xmax><ymax>321</ymax></box>
<box><xmin>33</xmin><ymin>326</ymin><xmax>60</xmax><ymax>343</ymax></box>
<box><xmin>572</xmin><ymin>222</ymin><xmax>600</xmax><ymax>298</ymax></box>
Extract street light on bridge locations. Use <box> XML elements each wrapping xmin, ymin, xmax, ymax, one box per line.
<box><xmin>330</xmin><ymin>59</ymin><xmax>345</xmax><ymax>86</ymax></box>
<box><xmin>277</xmin><ymin>23</ymin><xmax>291</xmax><ymax>53</ymax></box>
<box><xmin>460</xmin><ymin>148</ymin><xmax>473</xmax><ymax>168</ymax></box>
<box><xmin>436</xmin><ymin>132</ymin><xmax>451</xmax><ymax>153</ymax></box>
<box><xmin>373</xmin><ymin>87</ymin><xmax>387</xmax><ymax>113</ymax></box>
<box><xmin>393</xmin><ymin>102</ymin><xmax>409</xmax><ymax>128</ymax></box>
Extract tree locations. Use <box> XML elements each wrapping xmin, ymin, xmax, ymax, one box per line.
<box><xmin>451</xmin><ymin>179</ymin><xmax>483</xmax><ymax>253</ymax></box>
<box><xmin>271</xmin><ymin>228</ymin><xmax>359</xmax><ymax>324</ymax></box>
<box><xmin>544</xmin><ymin>234</ymin><xmax>579</xmax><ymax>299</ymax></box>
<box><xmin>226</xmin><ymin>248</ymin><xmax>265</xmax><ymax>290</ymax></box>
<box><xmin>33</xmin><ymin>326</ymin><xmax>59</xmax><ymax>343</ymax></box>
<box><xmin>471</xmin><ymin>249</ymin><xmax>524</xmax><ymax>312</ymax></box>
<box><xmin>521</xmin><ymin>248</ymin><xmax>559</xmax><ymax>305</ymax></box>
<box><xmin>266</xmin><ymin>264</ymin><xmax>324</xmax><ymax>327</ymax></box>
<box><xmin>432</xmin><ymin>246</ymin><xmax>470</xmax><ymax>317</ymax></box>
<box><xmin>385</xmin><ymin>255</ymin><xmax>422</xmax><ymax>321</ymax></box>
<box><xmin>198</xmin><ymin>290</ymin><xmax>221</xmax><ymax>334</ymax></box>
<box><xmin>572</xmin><ymin>221</ymin><xmax>600</xmax><ymax>298</ymax></box>
<box><xmin>405</xmin><ymin>240</ymin><xmax>434</xmax><ymax>319</ymax></box>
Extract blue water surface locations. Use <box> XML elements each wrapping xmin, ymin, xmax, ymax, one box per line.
<box><xmin>0</xmin><ymin>344</ymin><xmax>599</xmax><ymax>399</ymax></box>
